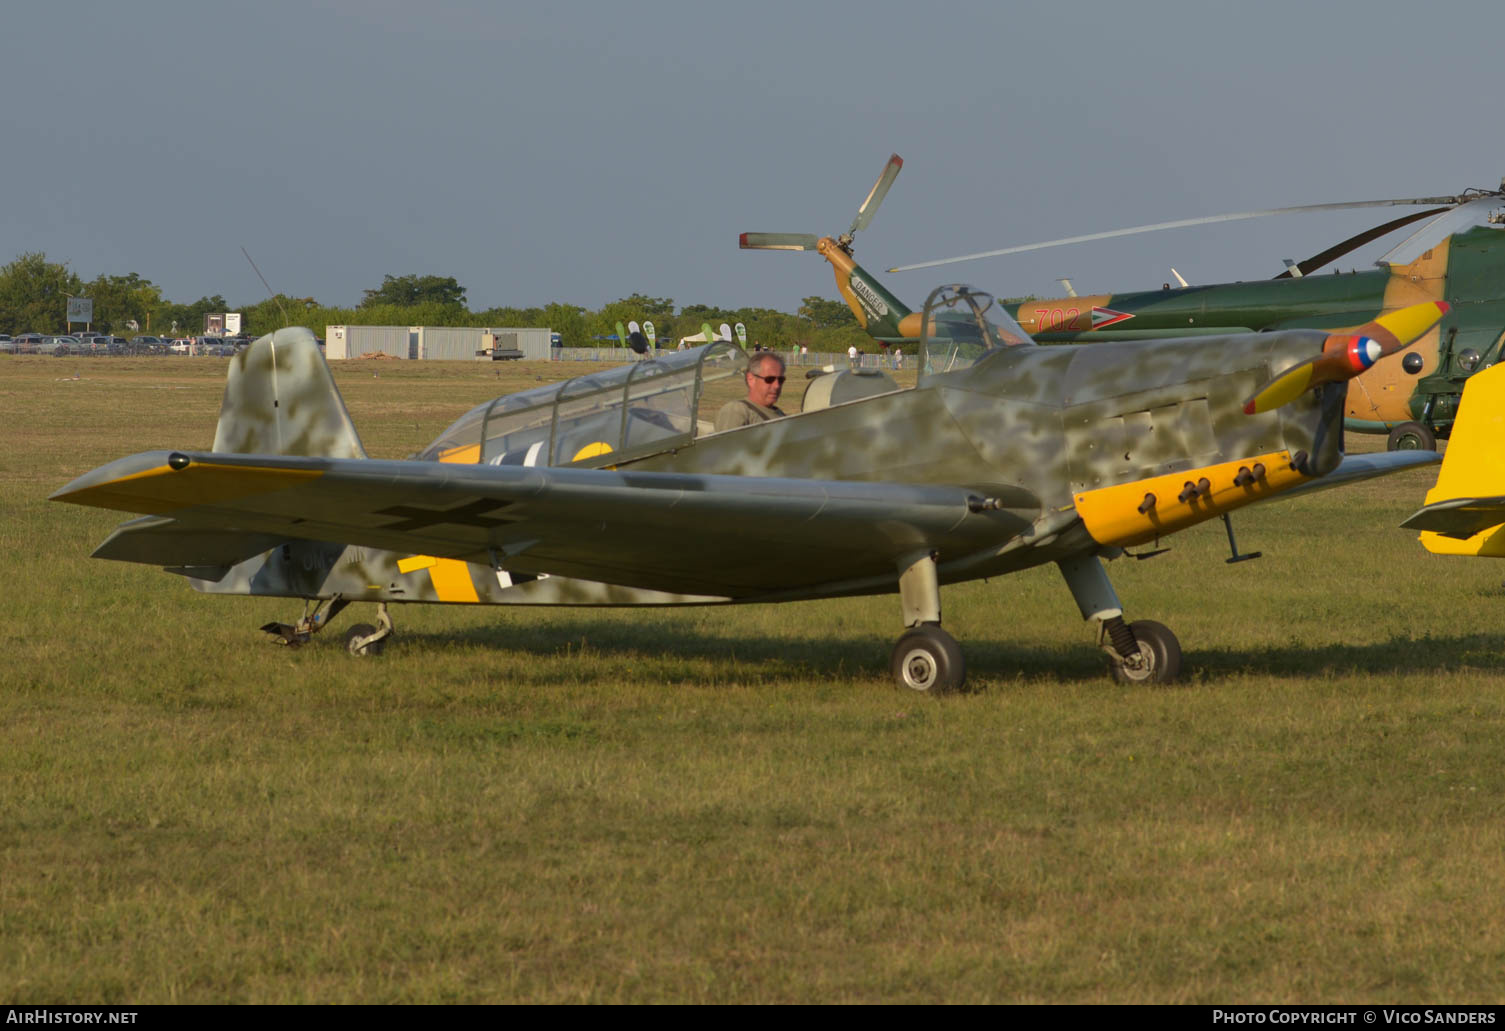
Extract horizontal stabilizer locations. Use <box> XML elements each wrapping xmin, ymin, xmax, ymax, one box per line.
<box><xmin>1401</xmin><ymin>497</ymin><xmax>1505</xmax><ymax>538</ymax></box>
<box><xmin>92</xmin><ymin>515</ymin><xmax>285</xmax><ymax>570</ymax></box>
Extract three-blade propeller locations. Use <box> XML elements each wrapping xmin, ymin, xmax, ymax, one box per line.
<box><xmin>1242</xmin><ymin>301</ymin><xmax>1451</xmax><ymax>415</ymax></box>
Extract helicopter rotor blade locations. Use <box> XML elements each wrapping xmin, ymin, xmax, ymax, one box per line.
<box><xmin>1275</xmin><ymin>207</ymin><xmax>1450</xmax><ymax>278</ymax></box>
<box><xmin>849</xmin><ymin>154</ymin><xmax>903</xmax><ymax>236</ymax></box>
<box><xmin>889</xmin><ymin>194</ymin><xmax>1492</xmax><ymax>274</ymax></box>
<box><xmin>1378</xmin><ymin>195</ymin><xmax>1505</xmax><ymax>267</ymax></box>
<box><xmin>740</xmin><ymin>232</ymin><xmax>820</xmax><ymax>251</ymax></box>
<box><xmin>1242</xmin><ymin>301</ymin><xmax>1450</xmax><ymax>415</ymax></box>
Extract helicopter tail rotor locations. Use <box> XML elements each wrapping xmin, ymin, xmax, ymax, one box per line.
<box><xmin>741</xmin><ymin>154</ymin><xmax>904</xmax><ymax>257</ymax></box>
<box><xmin>740</xmin><ymin>155</ymin><xmax>914</xmax><ymax>334</ymax></box>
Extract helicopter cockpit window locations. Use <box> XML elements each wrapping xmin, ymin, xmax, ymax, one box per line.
<box><xmin>917</xmin><ymin>284</ymin><xmax>1034</xmax><ymax>386</ymax></box>
<box><xmin>415</xmin><ymin>342</ymin><xmax>746</xmax><ymax>467</ymax></box>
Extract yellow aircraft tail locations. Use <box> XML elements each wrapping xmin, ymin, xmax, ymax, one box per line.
<box><xmin>1401</xmin><ymin>362</ymin><xmax>1505</xmax><ymax>555</ymax></box>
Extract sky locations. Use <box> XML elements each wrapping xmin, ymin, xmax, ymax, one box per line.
<box><xmin>6</xmin><ymin>0</ymin><xmax>1503</xmax><ymax>317</ymax></box>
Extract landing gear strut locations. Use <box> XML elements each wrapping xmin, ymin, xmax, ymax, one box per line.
<box><xmin>261</xmin><ymin>597</ymin><xmax>394</xmax><ymax>657</ymax></box>
<box><xmin>1058</xmin><ymin>554</ymin><xmax>1182</xmax><ymax>684</ymax></box>
<box><xmin>261</xmin><ymin>597</ymin><xmax>351</xmax><ymax>647</ymax></box>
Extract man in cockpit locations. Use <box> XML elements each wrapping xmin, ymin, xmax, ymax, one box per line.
<box><xmin>714</xmin><ymin>351</ymin><xmax>788</xmax><ymax>432</ymax></box>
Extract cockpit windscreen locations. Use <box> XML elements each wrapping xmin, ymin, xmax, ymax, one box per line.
<box><xmin>917</xmin><ymin>284</ymin><xmax>1034</xmax><ymax>384</ymax></box>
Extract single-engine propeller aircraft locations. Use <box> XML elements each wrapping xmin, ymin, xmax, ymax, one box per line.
<box><xmin>53</xmin><ymin>283</ymin><xmax>1446</xmax><ymax>692</ymax></box>
<box><xmin>743</xmin><ymin>155</ymin><xmax>1505</xmax><ymax>452</ymax></box>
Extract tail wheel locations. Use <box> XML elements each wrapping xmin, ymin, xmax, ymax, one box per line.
<box><xmin>1109</xmin><ymin>620</ymin><xmax>1182</xmax><ymax>685</ymax></box>
<box><xmin>890</xmin><ymin>624</ymin><xmax>966</xmax><ymax>694</ymax></box>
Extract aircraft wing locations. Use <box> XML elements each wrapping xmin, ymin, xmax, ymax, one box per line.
<box><xmin>1400</xmin><ymin>497</ymin><xmax>1505</xmax><ymax>538</ymax></box>
<box><xmin>1264</xmin><ymin>450</ymin><xmax>1441</xmax><ymax>503</ymax></box>
<box><xmin>53</xmin><ymin>450</ymin><xmax>1031</xmax><ymax>599</ymax></box>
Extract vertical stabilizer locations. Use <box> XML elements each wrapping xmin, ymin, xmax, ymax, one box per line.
<box><xmin>1406</xmin><ymin>362</ymin><xmax>1505</xmax><ymax>555</ymax></box>
<box><xmin>212</xmin><ymin>328</ymin><xmax>367</xmax><ymax>458</ymax></box>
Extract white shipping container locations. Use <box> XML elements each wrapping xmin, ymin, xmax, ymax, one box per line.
<box><xmin>324</xmin><ymin>325</ymin><xmax>415</xmax><ymax>359</ymax></box>
<box><xmin>327</xmin><ymin>325</ymin><xmax>553</xmax><ymax>360</ymax></box>
<box><xmin>417</xmin><ymin>326</ymin><xmax>490</xmax><ymax>360</ymax></box>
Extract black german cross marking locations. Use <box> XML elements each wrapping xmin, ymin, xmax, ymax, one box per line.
<box><xmin>376</xmin><ymin>498</ymin><xmax>516</xmax><ymax>532</ymax></box>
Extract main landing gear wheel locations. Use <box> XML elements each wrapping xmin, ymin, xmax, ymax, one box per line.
<box><xmin>344</xmin><ymin>623</ymin><xmax>387</xmax><ymax>657</ymax></box>
<box><xmin>890</xmin><ymin>624</ymin><xmax>966</xmax><ymax>694</ymax></box>
<box><xmin>1109</xmin><ymin>620</ymin><xmax>1182</xmax><ymax>685</ymax></box>
<box><xmin>344</xmin><ymin>605</ymin><xmax>394</xmax><ymax>657</ymax></box>
<box><xmin>1387</xmin><ymin>421</ymin><xmax>1436</xmax><ymax>452</ymax></box>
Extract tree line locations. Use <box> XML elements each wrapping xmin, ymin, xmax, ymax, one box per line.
<box><xmin>0</xmin><ymin>256</ymin><xmax>889</xmax><ymax>352</ymax></box>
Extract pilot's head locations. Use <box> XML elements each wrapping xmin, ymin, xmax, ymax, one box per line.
<box><xmin>746</xmin><ymin>352</ymin><xmax>786</xmax><ymax>409</ymax></box>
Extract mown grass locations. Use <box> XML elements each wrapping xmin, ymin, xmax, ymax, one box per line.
<box><xmin>3</xmin><ymin>355</ymin><xmax>1504</xmax><ymax>1003</ymax></box>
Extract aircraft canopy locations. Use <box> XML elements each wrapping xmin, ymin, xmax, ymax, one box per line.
<box><xmin>418</xmin><ymin>342</ymin><xmax>747</xmax><ymax>468</ymax></box>
<box><xmin>918</xmin><ymin>285</ymin><xmax>1035</xmax><ymax>386</ymax></box>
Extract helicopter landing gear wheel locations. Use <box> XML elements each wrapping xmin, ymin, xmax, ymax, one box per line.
<box><xmin>890</xmin><ymin>623</ymin><xmax>966</xmax><ymax>694</ymax></box>
<box><xmin>1108</xmin><ymin>619</ymin><xmax>1182</xmax><ymax>685</ymax></box>
<box><xmin>1387</xmin><ymin>421</ymin><xmax>1436</xmax><ymax>452</ymax></box>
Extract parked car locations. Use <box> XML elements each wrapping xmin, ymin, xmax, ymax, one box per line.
<box><xmin>41</xmin><ymin>335</ymin><xmax>81</xmax><ymax>355</ymax></box>
<box><xmin>13</xmin><ymin>332</ymin><xmax>45</xmax><ymax>352</ymax></box>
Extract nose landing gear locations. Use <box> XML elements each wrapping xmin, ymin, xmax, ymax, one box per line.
<box><xmin>1058</xmin><ymin>554</ymin><xmax>1182</xmax><ymax>685</ymax></box>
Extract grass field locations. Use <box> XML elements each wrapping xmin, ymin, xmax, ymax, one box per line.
<box><xmin>4</xmin><ymin>354</ymin><xmax>1504</xmax><ymax>1003</ymax></box>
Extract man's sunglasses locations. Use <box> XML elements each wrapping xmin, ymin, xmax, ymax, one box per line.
<box><xmin>751</xmin><ymin>374</ymin><xmax>786</xmax><ymax>384</ymax></box>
